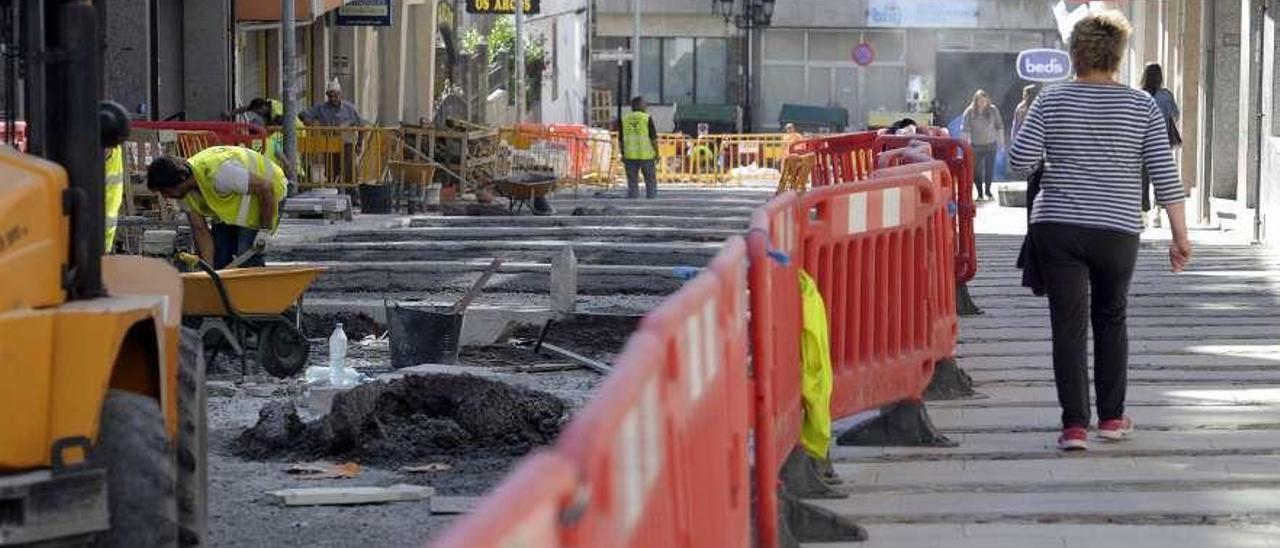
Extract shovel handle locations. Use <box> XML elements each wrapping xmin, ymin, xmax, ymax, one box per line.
<box><xmin>451</xmin><ymin>257</ymin><xmax>503</xmax><ymax>315</ymax></box>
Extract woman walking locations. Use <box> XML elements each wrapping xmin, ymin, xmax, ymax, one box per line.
<box><xmin>1140</xmin><ymin>63</ymin><xmax>1182</xmax><ymax>228</ymax></box>
<box><xmin>1011</xmin><ymin>84</ymin><xmax>1039</xmax><ymax>142</ymax></box>
<box><xmin>1008</xmin><ymin>11</ymin><xmax>1193</xmax><ymax>451</ymax></box>
<box><xmin>962</xmin><ymin>90</ymin><xmax>1004</xmax><ymax>201</ymax></box>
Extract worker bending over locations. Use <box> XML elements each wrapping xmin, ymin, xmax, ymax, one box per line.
<box><xmin>146</xmin><ymin>146</ymin><xmax>287</xmax><ymax>269</ymax></box>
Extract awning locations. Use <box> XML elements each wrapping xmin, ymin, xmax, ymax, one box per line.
<box><xmin>236</xmin><ymin>0</ymin><xmax>348</xmax><ymax>22</ymax></box>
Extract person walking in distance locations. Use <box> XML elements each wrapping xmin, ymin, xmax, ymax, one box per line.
<box><xmin>1140</xmin><ymin>62</ymin><xmax>1182</xmax><ymax>228</ymax></box>
<box><xmin>962</xmin><ymin>89</ymin><xmax>1005</xmax><ymax>201</ymax></box>
<box><xmin>618</xmin><ymin>96</ymin><xmax>659</xmax><ymax>199</ymax></box>
<box><xmin>1008</xmin><ymin>11</ymin><xmax>1193</xmax><ymax>451</ymax></box>
<box><xmin>1011</xmin><ymin>84</ymin><xmax>1039</xmax><ymax>143</ymax></box>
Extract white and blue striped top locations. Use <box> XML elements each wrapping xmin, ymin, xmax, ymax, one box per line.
<box><xmin>1008</xmin><ymin>82</ymin><xmax>1184</xmax><ymax>234</ymax></box>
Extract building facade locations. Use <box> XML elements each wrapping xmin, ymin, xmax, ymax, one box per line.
<box><xmin>102</xmin><ymin>0</ymin><xmax>443</xmax><ymax>125</ymax></box>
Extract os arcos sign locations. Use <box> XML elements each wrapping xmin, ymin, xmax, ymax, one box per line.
<box><xmin>1017</xmin><ymin>48</ymin><xmax>1072</xmax><ymax>82</ymax></box>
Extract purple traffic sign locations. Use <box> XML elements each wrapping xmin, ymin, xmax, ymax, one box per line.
<box><xmin>853</xmin><ymin>42</ymin><xmax>875</xmax><ymax>67</ymax></box>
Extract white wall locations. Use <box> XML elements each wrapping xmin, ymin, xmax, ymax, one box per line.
<box><xmin>534</xmin><ymin>0</ymin><xmax>590</xmax><ymax>124</ymax></box>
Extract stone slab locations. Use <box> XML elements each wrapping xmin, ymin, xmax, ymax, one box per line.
<box><xmin>926</xmin><ymin>405</ymin><xmax>1280</xmax><ymax>432</ymax></box>
<box><xmin>801</xmin><ymin>524</ymin><xmax>1280</xmax><ymax>548</ymax></box>
<box><xmin>832</xmin><ymin>454</ymin><xmax>1280</xmax><ymax>490</ymax></box>
<box><xmin>266</xmin><ymin>484</ymin><xmax>434</xmax><ymax>507</ymax></box>
<box><xmin>965</xmin><ymin>367</ymin><xmax>1280</xmax><ymax>384</ymax></box>
<box><xmin>930</xmin><ymin>385</ymin><xmax>1280</xmax><ymax>408</ymax></box>
<box><xmin>958</xmin><ymin>339</ymin><xmax>1280</xmax><ymax>358</ymax></box>
<box><xmin>831</xmin><ymin>430</ymin><xmax>1280</xmax><ymax>463</ymax></box>
<box><xmin>959</xmin><ymin>354</ymin><xmax>1280</xmax><ymax>370</ymax></box>
<box><xmin>809</xmin><ymin>488</ymin><xmax>1280</xmax><ymax>522</ymax></box>
<box><xmin>961</xmin><ymin>324</ymin><xmax>1280</xmax><ymax>343</ymax></box>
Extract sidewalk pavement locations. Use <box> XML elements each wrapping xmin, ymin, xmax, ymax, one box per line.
<box><xmin>810</xmin><ymin>200</ymin><xmax>1280</xmax><ymax>547</ymax></box>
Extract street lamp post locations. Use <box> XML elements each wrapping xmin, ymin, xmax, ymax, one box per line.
<box><xmin>717</xmin><ymin>0</ymin><xmax>775</xmax><ymax>133</ymax></box>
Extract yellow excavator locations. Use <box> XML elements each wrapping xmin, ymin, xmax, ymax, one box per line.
<box><xmin>0</xmin><ymin>1</ymin><xmax>205</xmax><ymax>546</ymax></box>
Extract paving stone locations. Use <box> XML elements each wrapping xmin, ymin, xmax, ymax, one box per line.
<box><xmin>811</xmin><ymin>488</ymin><xmax>1280</xmax><ymax>521</ymax></box>
<box><xmin>802</xmin><ymin>524</ymin><xmax>1280</xmax><ymax>548</ymax></box>
<box><xmin>929</xmin><ymin>385</ymin><xmax>1280</xmax><ymax>407</ymax></box>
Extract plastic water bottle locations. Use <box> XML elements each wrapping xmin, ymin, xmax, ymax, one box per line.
<box><xmin>328</xmin><ymin>323</ymin><xmax>348</xmax><ymax>386</ymax></box>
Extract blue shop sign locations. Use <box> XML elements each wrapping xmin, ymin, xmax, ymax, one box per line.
<box><xmin>1017</xmin><ymin>49</ymin><xmax>1072</xmax><ymax>82</ymax></box>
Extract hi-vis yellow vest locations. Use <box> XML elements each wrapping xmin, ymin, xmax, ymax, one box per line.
<box><xmin>184</xmin><ymin>146</ymin><xmax>287</xmax><ymax>231</ymax></box>
<box><xmin>266</xmin><ymin>118</ymin><xmax>306</xmax><ymax>176</ymax></box>
<box><xmin>103</xmin><ymin>146</ymin><xmax>124</xmax><ymax>251</ymax></box>
<box><xmin>799</xmin><ymin>270</ymin><xmax>834</xmax><ymax>460</ymax></box>
<box><xmin>622</xmin><ymin>111</ymin><xmax>656</xmax><ymax>160</ymax></box>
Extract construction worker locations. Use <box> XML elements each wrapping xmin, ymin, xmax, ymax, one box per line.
<box><xmin>102</xmin><ymin>119</ymin><xmax>129</xmax><ymax>252</ymax></box>
<box><xmin>145</xmin><ymin>146</ymin><xmax>287</xmax><ymax>269</ymax></box>
<box><xmin>226</xmin><ymin>98</ymin><xmax>273</xmax><ymax>126</ymax></box>
<box><xmin>617</xmin><ymin>96</ymin><xmax>659</xmax><ymax>199</ymax></box>
<box><xmin>301</xmin><ymin>79</ymin><xmax>364</xmax><ymax>185</ymax></box>
<box><xmin>264</xmin><ymin>103</ymin><xmax>307</xmax><ymax>186</ymax></box>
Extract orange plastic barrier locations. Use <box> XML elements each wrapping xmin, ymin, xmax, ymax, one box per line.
<box><xmin>430</xmin><ymin>164</ymin><xmax>963</xmax><ymax>548</ymax></box>
<box><xmin>788</xmin><ymin>131</ymin><xmax>878</xmax><ymax>187</ymax></box>
<box><xmin>795</xmin><ymin>166</ymin><xmax>950</xmax><ymax>419</ymax></box>
<box><xmin>132</xmin><ymin>121</ymin><xmax>268</xmax><ymax>148</ymax></box>
<box><xmin>431</xmin><ymin>452</ymin><xmax>579</xmax><ymax>548</ymax></box>
<box><xmin>746</xmin><ymin>195</ymin><xmax>805</xmax><ymax>547</ymax></box>
<box><xmin>872</xmin><ymin>134</ymin><xmax>978</xmax><ymax>284</ymax></box>
<box><xmin>502</xmin><ymin>123</ymin><xmax>617</xmax><ymax>191</ymax></box>
<box><xmin>556</xmin><ymin>237</ymin><xmax>752</xmax><ymax>548</ymax></box>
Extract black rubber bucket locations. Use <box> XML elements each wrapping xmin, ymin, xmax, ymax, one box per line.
<box><xmin>359</xmin><ymin>183</ymin><xmax>392</xmax><ymax>214</ymax></box>
<box><xmin>386</xmin><ymin>305</ymin><xmax>463</xmax><ymax>367</ymax></box>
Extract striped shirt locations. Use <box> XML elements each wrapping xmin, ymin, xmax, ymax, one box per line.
<box><xmin>1008</xmin><ymin>82</ymin><xmax>1184</xmax><ymax>234</ymax></box>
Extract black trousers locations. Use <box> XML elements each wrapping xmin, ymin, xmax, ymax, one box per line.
<box><xmin>211</xmin><ymin>224</ymin><xmax>265</xmax><ymax>270</ymax></box>
<box><xmin>973</xmin><ymin>144</ymin><xmax>996</xmax><ymax>196</ymax></box>
<box><xmin>1030</xmin><ymin>223</ymin><xmax>1140</xmax><ymax>428</ymax></box>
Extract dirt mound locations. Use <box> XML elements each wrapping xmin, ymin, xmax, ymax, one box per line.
<box><xmin>236</xmin><ymin>374</ymin><xmax>568</xmax><ymax>465</ymax></box>
<box><xmin>302</xmin><ymin>311</ymin><xmax>383</xmax><ymax>339</ymax></box>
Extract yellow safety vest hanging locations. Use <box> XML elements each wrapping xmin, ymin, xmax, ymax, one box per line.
<box><xmin>184</xmin><ymin>146</ymin><xmax>288</xmax><ymax>232</ymax></box>
<box><xmin>799</xmin><ymin>270</ymin><xmax>835</xmax><ymax>460</ymax></box>
<box><xmin>103</xmin><ymin>146</ymin><xmax>124</xmax><ymax>251</ymax></box>
<box><xmin>621</xmin><ymin>111</ymin><xmax>656</xmax><ymax>160</ymax></box>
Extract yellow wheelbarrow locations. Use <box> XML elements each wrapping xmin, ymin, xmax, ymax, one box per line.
<box><xmin>178</xmin><ymin>252</ymin><xmax>325</xmax><ymax>378</ymax></box>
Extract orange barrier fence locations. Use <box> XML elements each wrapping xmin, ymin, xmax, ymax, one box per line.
<box><xmin>131</xmin><ymin>121</ymin><xmax>268</xmax><ymax>149</ymax></box>
<box><xmin>431</xmin><ymin>163</ymin><xmax>962</xmax><ymax>548</ymax></box>
<box><xmin>501</xmin><ymin>124</ymin><xmax>616</xmax><ymax>191</ymax></box>
<box><xmin>789</xmin><ymin>131</ymin><xmax>878</xmax><ymax>186</ymax></box>
<box><xmin>432</xmin><ymin>452</ymin><xmax>579</xmax><ymax>548</ymax></box>
<box><xmin>789</xmin><ymin>132</ymin><xmax>979</xmax><ymax>285</ymax></box>
<box><xmin>872</xmin><ymin>134</ymin><xmax>978</xmax><ymax>284</ymax></box>
<box><xmin>746</xmin><ymin>197</ymin><xmax>805</xmax><ymax>546</ymax></box>
<box><xmin>556</xmin><ymin>237</ymin><xmax>752</xmax><ymax>547</ymax></box>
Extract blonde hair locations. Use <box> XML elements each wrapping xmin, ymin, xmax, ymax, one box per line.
<box><xmin>1069</xmin><ymin>11</ymin><xmax>1132</xmax><ymax>76</ymax></box>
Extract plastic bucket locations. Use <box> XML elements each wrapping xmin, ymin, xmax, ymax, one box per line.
<box><xmin>386</xmin><ymin>305</ymin><xmax>463</xmax><ymax>367</ymax></box>
<box><xmin>359</xmin><ymin>183</ymin><xmax>392</xmax><ymax>214</ymax></box>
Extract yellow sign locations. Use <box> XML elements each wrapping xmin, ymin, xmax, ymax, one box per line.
<box><xmin>467</xmin><ymin>0</ymin><xmax>540</xmax><ymax>15</ymax></box>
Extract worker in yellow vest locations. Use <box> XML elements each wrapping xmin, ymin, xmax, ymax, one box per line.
<box><xmin>145</xmin><ymin>146</ymin><xmax>287</xmax><ymax>269</ymax></box>
<box><xmin>103</xmin><ymin>138</ymin><xmax>128</xmax><ymax>250</ymax></box>
<box><xmin>617</xmin><ymin>96</ymin><xmax>659</xmax><ymax>199</ymax></box>
<box><xmin>102</xmin><ymin>99</ymin><xmax>131</xmax><ymax>252</ymax></box>
<box><xmin>265</xmin><ymin>101</ymin><xmax>306</xmax><ymax>186</ymax></box>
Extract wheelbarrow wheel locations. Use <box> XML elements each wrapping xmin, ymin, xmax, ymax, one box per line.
<box><xmin>257</xmin><ymin>320</ymin><xmax>310</xmax><ymax>379</ymax></box>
